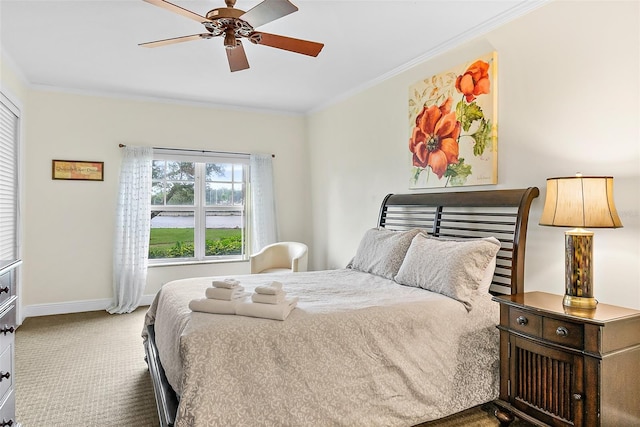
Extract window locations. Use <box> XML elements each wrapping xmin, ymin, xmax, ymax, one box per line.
<box><xmin>149</xmin><ymin>151</ymin><xmax>248</xmax><ymax>263</ymax></box>
<box><xmin>0</xmin><ymin>94</ymin><xmax>19</xmax><ymax>261</ymax></box>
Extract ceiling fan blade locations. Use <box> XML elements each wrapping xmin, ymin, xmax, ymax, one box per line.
<box><xmin>226</xmin><ymin>41</ymin><xmax>250</xmax><ymax>72</ymax></box>
<box><xmin>254</xmin><ymin>32</ymin><xmax>324</xmax><ymax>57</ymax></box>
<box><xmin>139</xmin><ymin>34</ymin><xmax>211</xmax><ymax>48</ymax></box>
<box><xmin>240</xmin><ymin>0</ymin><xmax>298</xmax><ymax>29</ymax></box>
<box><xmin>143</xmin><ymin>0</ymin><xmax>211</xmax><ymax>23</ymax></box>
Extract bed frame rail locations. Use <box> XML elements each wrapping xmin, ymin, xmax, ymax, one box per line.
<box><xmin>145</xmin><ymin>324</ymin><xmax>178</xmax><ymax>427</ymax></box>
<box><xmin>377</xmin><ymin>187</ymin><xmax>539</xmax><ymax>295</ymax></box>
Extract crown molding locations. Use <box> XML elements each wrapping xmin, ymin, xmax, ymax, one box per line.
<box><xmin>308</xmin><ymin>0</ymin><xmax>548</xmax><ymax>115</ymax></box>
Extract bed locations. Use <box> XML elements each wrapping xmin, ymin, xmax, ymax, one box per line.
<box><xmin>143</xmin><ymin>187</ymin><xmax>539</xmax><ymax>427</ymax></box>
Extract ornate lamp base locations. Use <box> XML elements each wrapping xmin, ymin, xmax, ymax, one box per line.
<box><xmin>563</xmin><ymin>228</ymin><xmax>597</xmax><ymax>309</ymax></box>
<box><xmin>563</xmin><ymin>294</ymin><xmax>597</xmax><ymax>309</ymax></box>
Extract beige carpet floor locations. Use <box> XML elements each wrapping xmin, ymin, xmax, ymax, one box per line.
<box><xmin>15</xmin><ymin>307</ymin><xmax>530</xmax><ymax>427</ymax></box>
<box><xmin>16</xmin><ymin>307</ymin><xmax>159</xmax><ymax>427</ymax></box>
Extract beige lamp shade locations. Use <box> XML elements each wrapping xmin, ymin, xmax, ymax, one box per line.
<box><xmin>540</xmin><ymin>176</ymin><xmax>623</xmax><ymax>228</ymax></box>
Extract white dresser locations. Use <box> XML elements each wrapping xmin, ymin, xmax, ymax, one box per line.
<box><xmin>0</xmin><ymin>260</ymin><xmax>19</xmax><ymax>427</ymax></box>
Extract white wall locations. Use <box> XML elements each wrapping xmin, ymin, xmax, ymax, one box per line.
<box><xmin>0</xmin><ymin>58</ymin><xmax>27</xmax><ymax>104</ymax></box>
<box><xmin>19</xmin><ymin>90</ymin><xmax>310</xmax><ymax>315</ymax></box>
<box><xmin>308</xmin><ymin>0</ymin><xmax>640</xmax><ymax>309</ymax></box>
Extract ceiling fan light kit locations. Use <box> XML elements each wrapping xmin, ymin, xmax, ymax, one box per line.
<box><xmin>140</xmin><ymin>0</ymin><xmax>324</xmax><ymax>72</ymax></box>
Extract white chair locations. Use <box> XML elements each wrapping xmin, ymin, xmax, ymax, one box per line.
<box><xmin>250</xmin><ymin>242</ymin><xmax>308</xmax><ymax>274</ymax></box>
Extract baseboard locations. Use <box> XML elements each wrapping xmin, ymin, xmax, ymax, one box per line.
<box><xmin>22</xmin><ymin>294</ymin><xmax>156</xmax><ymax>319</ymax></box>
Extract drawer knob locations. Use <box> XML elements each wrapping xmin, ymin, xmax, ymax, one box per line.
<box><xmin>556</xmin><ymin>326</ymin><xmax>569</xmax><ymax>337</ymax></box>
<box><xmin>0</xmin><ymin>419</ymin><xmax>13</xmax><ymax>426</ymax></box>
<box><xmin>0</xmin><ymin>327</ymin><xmax>14</xmax><ymax>335</ymax></box>
<box><xmin>0</xmin><ymin>372</ymin><xmax>10</xmax><ymax>381</ymax></box>
<box><xmin>516</xmin><ymin>316</ymin><xmax>528</xmax><ymax>326</ymax></box>
<box><xmin>0</xmin><ymin>287</ymin><xmax>8</xmax><ymax>295</ymax></box>
<box><xmin>573</xmin><ymin>393</ymin><xmax>582</xmax><ymax>401</ymax></box>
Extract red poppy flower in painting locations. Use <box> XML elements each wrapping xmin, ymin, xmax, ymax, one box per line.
<box><xmin>409</xmin><ymin>97</ymin><xmax>460</xmax><ymax>179</ymax></box>
<box><xmin>455</xmin><ymin>60</ymin><xmax>490</xmax><ymax>102</ymax></box>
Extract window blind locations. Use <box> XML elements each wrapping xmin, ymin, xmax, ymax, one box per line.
<box><xmin>0</xmin><ymin>94</ymin><xmax>19</xmax><ymax>260</ymax></box>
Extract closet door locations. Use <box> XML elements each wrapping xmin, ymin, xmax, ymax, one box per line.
<box><xmin>0</xmin><ymin>94</ymin><xmax>19</xmax><ymax>262</ymax></box>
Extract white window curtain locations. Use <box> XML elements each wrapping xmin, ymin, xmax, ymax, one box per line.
<box><xmin>108</xmin><ymin>146</ymin><xmax>153</xmax><ymax>314</ymax></box>
<box><xmin>250</xmin><ymin>153</ymin><xmax>277</xmax><ymax>254</ymax></box>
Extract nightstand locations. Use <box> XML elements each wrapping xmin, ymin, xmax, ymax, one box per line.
<box><xmin>492</xmin><ymin>291</ymin><xmax>640</xmax><ymax>427</ymax></box>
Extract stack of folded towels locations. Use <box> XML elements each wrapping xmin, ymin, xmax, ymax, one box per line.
<box><xmin>188</xmin><ymin>278</ymin><xmax>247</xmax><ymax>315</ymax></box>
<box><xmin>236</xmin><ymin>281</ymin><xmax>298</xmax><ymax>321</ymax></box>
<box><xmin>188</xmin><ymin>279</ymin><xmax>298</xmax><ymax>321</ymax></box>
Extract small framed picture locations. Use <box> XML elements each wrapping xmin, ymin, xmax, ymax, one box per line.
<box><xmin>52</xmin><ymin>160</ymin><xmax>104</xmax><ymax>181</ymax></box>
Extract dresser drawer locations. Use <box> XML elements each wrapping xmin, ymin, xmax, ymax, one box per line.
<box><xmin>543</xmin><ymin>317</ymin><xmax>584</xmax><ymax>349</ymax></box>
<box><xmin>0</xmin><ymin>389</ymin><xmax>15</xmax><ymax>427</ymax></box>
<box><xmin>0</xmin><ymin>271</ymin><xmax>13</xmax><ymax>310</ymax></box>
<box><xmin>508</xmin><ymin>307</ymin><xmax>542</xmax><ymax>337</ymax></box>
<box><xmin>0</xmin><ymin>306</ymin><xmax>15</xmax><ymax>354</ymax></box>
<box><xmin>0</xmin><ymin>347</ymin><xmax>12</xmax><ymax>403</ymax></box>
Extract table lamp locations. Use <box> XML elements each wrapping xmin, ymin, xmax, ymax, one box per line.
<box><xmin>539</xmin><ymin>174</ymin><xmax>622</xmax><ymax>308</ymax></box>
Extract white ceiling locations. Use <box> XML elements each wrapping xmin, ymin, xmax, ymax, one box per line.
<box><xmin>0</xmin><ymin>0</ymin><xmax>545</xmax><ymax>114</ymax></box>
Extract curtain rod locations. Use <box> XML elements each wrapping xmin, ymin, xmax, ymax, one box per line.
<box><xmin>118</xmin><ymin>143</ymin><xmax>274</xmax><ymax>158</ymax></box>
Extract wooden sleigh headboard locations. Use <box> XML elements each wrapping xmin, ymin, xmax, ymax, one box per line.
<box><xmin>377</xmin><ymin>187</ymin><xmax>539</xmax><ymax>295</ymax></box>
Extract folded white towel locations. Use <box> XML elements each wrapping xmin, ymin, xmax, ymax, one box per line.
<box><xmin>254</xmin><ymin>281</ymin><xmax>284</xmax><ymax>295</ymax></box>
<box><xmin>206</xmin><ymin>287</ymin><xmax>247</xmax><ymax>301</ymax></box>
<box><xmin>189</xmin><ymin>298</ymin><xmax>237</xmax><ymax>315</ymax></box>
<box><xmin>211</xmin><ymin>278</ymin><xmax>241</xmax><ymax>289</ymax></box>
<box><xmin>251</xmin><ymin>292</ymin><xmax>286</xmax><ymax>305</ymax></box>
<box><xmin>235</xmin><ymin>297</ymin><xmax>299</xmax><ymax>321</ymax></box>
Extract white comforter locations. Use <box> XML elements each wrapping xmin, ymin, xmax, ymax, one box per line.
<box><xmin>144</xmin><ymin>269</ymin><xmax>500</xmax><ymax>427</ymax></box>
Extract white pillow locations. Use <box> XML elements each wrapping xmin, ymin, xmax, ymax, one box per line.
<box><xmin>351</xmin><ymin>228</ymin><xmax>422</xmax><ymax>280</ymax></box>
<box><xmin>478</xmin><ymin>255</ymin><xmax>498</xmax><ymax>294</ymax></box>
<box><xmin>409</xmin><ymin>234</ymin><xmax>499</xmax><ymax>293</ymax></box>
<box><xmin>394</xmin><ymin>233</ymin><xmax>501</xmax><ymax>310</ymax></box>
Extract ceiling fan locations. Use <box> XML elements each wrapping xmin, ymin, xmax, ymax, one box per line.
<box><xmin>140</xmin><ymin>0</ymin><xmax>324</xmax><ymax>72</ymax></box>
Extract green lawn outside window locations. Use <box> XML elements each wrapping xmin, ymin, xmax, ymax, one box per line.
<box><xmin>149</xmin><ymin>228</ymin><xmax>242</xmax><ymax>258</ymax></box>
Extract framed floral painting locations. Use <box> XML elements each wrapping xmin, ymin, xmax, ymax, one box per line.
<box><xmin>408</xmin><ymin>52</ymin><xmax>497</xmax><ymax>188</ymax></box>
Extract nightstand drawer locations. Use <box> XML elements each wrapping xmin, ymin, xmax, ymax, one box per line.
<box><xmin>508</xmin><ymin>307</ymin><xmax>542</xmax><ymax>337</ymax></box>
<box><xmin>542</xmin><ymin>317</ymin><xmax>583</xmax><ymax>349</ymax></box>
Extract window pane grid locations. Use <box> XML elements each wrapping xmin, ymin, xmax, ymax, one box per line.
<box><xmin>149</xmin><ymin>157</ymin><xmax>247</xmax><ymax>263</ymax></box>
<box><xmin>149</xmin><ymin>211</ymin><xmax>195</xmax><ymax>259</ymax></box>
<box><xmin>205</xmin><ymin>163</ymin><xmax>245</xmax><ymax>206</ymax></box>
<box><xmin>152</xmin><ymin>160</ymin><xmax>196</xmax><ymax>206</ymax></box>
